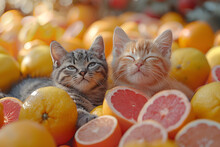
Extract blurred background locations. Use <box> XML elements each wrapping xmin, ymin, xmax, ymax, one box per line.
<box><xmin>0</xmin><ymin>0</ymin><xmax>220</xmax><ymax>64</ymax></box>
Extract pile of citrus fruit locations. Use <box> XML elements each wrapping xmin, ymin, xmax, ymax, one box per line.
<box><xmin>0</xmin><ymin>2</ymin><xmax>220</xmax><ymax>147</ymax></box>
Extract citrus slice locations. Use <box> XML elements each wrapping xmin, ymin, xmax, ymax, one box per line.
<box><xmin>0</xmin><ymin>103</ymin><xmax>3</xmax><ymax>128</ymax></box>
<box><xmin>0</xmin><ymin>97</ymin><xmax>22</xmax><ymax>126</ymax></box>
<box><xmin>175</xmin><ymin>119</ymin><xmax>220</xmax><ymax>147</ymax></box>
<box><xmin>207</xmin><ymin>65</ymin><xmax>220</xmax><ymax>83</ymax></box>
<box><xmin>138</xmin><ymin>90</ymin><xmax>194</xmax><ymax>138</ymax></box>
<box><xmin>103</xmin><ymin>86</ymin><xmax>149</xmax><ymax>133</ymax></box>
<box><xmin>119</xmin><ymin>120</ymin><xmax>168</xmax><ymax>147</ymax></box>
<box><xmin>75</xmin><ymin>115</ymin><xmax>122</xmax><ymax>147</ymax></box>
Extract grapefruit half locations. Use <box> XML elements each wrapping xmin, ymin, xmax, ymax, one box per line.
<box><xmin>138</xmin><ymin>90</ymin><xmax>194</xmax><ymax>138</ymax></box>
<box><xmin>0</xmin><ymin>97</ymin><xmax>22</xmax><ymax>126</ymax></box>
<box><xmin>207</xmin><ymin>65</ymin><xmax>220</xmax><ymax>83</ymax></box>
<box><xmin>175</xmin><ymin>119</ymin><xmax>220</xmax><ymax>147</ymax></box>
<box><xmin>103</xmin><ymin>86</ymin><xmax>149</xmax><ymax>133</ymax></box>
<box><xmin>75</xmin><ymin>115</ymin><xmax>122</xmax><ymax>147</ymax></box>
<box><xmin>119</xmin><ymin>120</ymin><xmax>168</xmax><ymax>147</ymax></box>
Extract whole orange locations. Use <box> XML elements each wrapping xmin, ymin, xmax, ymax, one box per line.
<box><xmin>160</xmin><ymin>12</ymin><xmax>185</xmax><ymax>25</ymax></box>
<box><xmin>0</xmin><ymin>120</ymin><xmax>56</xmax><ymax>147</ymax></box>
<box><xmin>58</xmin><ymin>38</ymin><xmax>85</xmax><ymax>52</ymax></box>
<box><xmin>67</xmin><ymin>4</ymin><xmax>98</xmax><ymax>27</ymax></box>
<box><xmin>83</xmin><ymin>20</ymin><xmax>117</xmax><ymax>49</ymax></box>
<box><xmin>178</xmin><ymin>21</ymin><xmax>214</xmax><ymax>53</ymax></box>
<box><xmin>19</xmin><ymin>86</ymin><xmax>78</xmax><ymax>145</ymax></box>
<box><xmin>170</xmin><ymin>48</ymin><xmax>210</xmax><ymax>91</ymax></box>
<box><xmin>214</xmin><ymin>30</ymin><xmax>220</xmax><ymax>46</ymax></box>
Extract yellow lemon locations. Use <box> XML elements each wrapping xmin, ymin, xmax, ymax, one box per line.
<box><xmin>20</xmin><ymin>45</ymin><xmax>53</xmax><ymax>78</ymax></box>
<box><xmin>191</xmin><ymin>82</ymin><xmax>220</xmax><ymax>122</ymax></box>
<box><xmin>0</xmin><ymin>54</ymin><xmax>20</xmax><ymax>92</ymax></box>
<box><xmin>90</xmin><ymin>105</ymin><xmax>103</xmax><ymax>116</ymax></box>
<box><xmin>206</xmin><ymin>46</ymin><xmax>220</xmax><ymax>68</ymax></box>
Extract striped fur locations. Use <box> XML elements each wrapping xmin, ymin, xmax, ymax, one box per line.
<box><xmin>0</xmin><ymin>36</ymin><xmax>108</xmax><ymax>128</ymax></box>
<box><xmin>51</xmin><ymin>36</ymin><xmax>108</xmax><ymax>128</ymax></box>
<box><xmin>110</xmin><ymin>27</ymin><xmax>193</xmax><ymax>99</ymax></box>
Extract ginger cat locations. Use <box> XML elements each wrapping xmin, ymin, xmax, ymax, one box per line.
<box><xmin>110</xmin><ymin>27</ymin><xmax>194</xmax><ymax>99</ymax></box>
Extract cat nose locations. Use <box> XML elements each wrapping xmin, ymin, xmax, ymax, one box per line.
<box><xmin>79</xmin><ymin>71</ymin><xmax>87</xmax><ymax>76</ymax></box>
<box><xmin>135</xmin><ymin>63</ymin><xmax>143</xmax><ymax>68</ymax></box>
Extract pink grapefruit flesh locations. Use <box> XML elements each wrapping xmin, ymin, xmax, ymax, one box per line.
<box><xmin>103</xmin><ymin>86</ymin><xmax>149</xmax><ymax>133</ymax></box>
<box><xmin>175</xmin><ymin>119</ymin><xmax>220</xmax><ymax>147</ymax></box>
<box><xmin>111</xmin><ymin>88</ymin><xmax>149</xmax><ymax>121</ymax></box>
<box><xmin>212</xmin><ymin>65</ymin><xmax>220</xmax><ymax>81</ymax></box>
<box><xmin>75</xmin><ymin>115</ymin><xmax>122</xmax><ymax>147</ymax></box>
<box><xmin>0</xmin><ymin>97</ymin><xmax>22</xmax><ymax>125</ymax></box>
<box><xmin>119</xmin><ymin>120</ymin><xmax>167</xmax><ymax>147</ymax></box>
<box><xmin>138</xmin><ymin>90</ymin><xmax>192</xmax><ymax>137</ymax></box>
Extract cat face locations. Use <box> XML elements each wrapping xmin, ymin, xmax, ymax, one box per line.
<box><xmin>112</xmin><ymin>27</ymin><xmax>172</xmax><ymax>86</ymax></box>
<box><xmin>50</xmin><ymin>36</ymin><xmax>108</xmax><ymax>92</ymax></box>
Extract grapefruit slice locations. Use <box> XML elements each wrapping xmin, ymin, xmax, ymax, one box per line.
<box><xmin>207</xmin><ymin>65</ymin><xmax>220</xmax><ymax>83</ymax></box>
<box><xmin>0</xmin><ymin>97</ymin><xmax>22</xmax><ymax>125</ymax></box>
<box><xmin>103</xmin><ymin>86</ymin><xmax>149</xmax><ymax>133</ymax></box>
<box><xmin>0</xmin><ymin>103</ymin><xmax>3</xmax><ymax>128</ymax></box>
<box><xmin>74</xmin><ymin>115</ymin><xmax>122</xmax><ymax>147</ymax></box>
<box><xmin>138</xmin><ymin>90</ymin><xmax>194</xmax><ymax>138</ymax></box>
<box><xmin>119</xmin><ymin>120</ymin><xmax>168</xmax><ymax>147</ymax></box>
<box><xmin>175</xmin><ymin>119</ymin><xmax>220</xmax><ymax>147</ymax></box>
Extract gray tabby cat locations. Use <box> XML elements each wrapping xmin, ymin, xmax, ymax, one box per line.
<box><xmin>0</xmin><ymin>36</ymin><xmax>108</xmax><ymax>128</ymax></box>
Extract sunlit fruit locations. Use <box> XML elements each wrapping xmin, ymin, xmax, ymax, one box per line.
<box><xmin>19</xmin><ymin>86</ymin><xmax>78</xmax><ymax>145</ymax></box>
<box><xmin>0</xmin><ymin>54</ymin><xmax>20</xmax><ymax>92</ymax></box>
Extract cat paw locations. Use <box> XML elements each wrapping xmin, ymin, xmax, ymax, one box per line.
<box><xmin>76</xmin><ymin>109</ymin><xmax>97</xmax><ymax>129</ymax></box>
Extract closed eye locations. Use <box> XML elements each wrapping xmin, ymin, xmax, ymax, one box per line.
<box><xmin>66</xmin><ymin>65</ymin><xmax>77</xmax><ymax>71</ymax></box>
<box><xmin>144</xmin><ymin>56</ymin><xmax>158</xmax><ymax>62</ymax></box>
<box><xmin>123</xmin><ymin>55</ymin><xmax>135</xmax><ymax>61</ymax></box>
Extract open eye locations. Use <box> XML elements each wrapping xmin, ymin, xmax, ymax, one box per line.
<box><xmin>88</xmin><ymin>62</ymin><xmax>97</xmax><ymax>68</ymax></box>
<box><xmin>124</xmin><ymin>55</ymin><xmax>135</xmax><ymax>61</ymax></box>
<box><xmin>66</xmin><ymin>65</ymin><xmax>77</xmax><ymax>71</ymax></box>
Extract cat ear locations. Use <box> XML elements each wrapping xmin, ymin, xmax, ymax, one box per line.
<box><xmin>113</xmin><ymin>26</ymin><xmax>130</xmax><ymax>57</ymax></box>
<box><xmin>50</xmin><ymin>41</ymin><xmax>68</xmax><ymax>67</ymax></box>
<box><xmin>89</xmin><ymin>35</ymin><xmax>105</xmax><ymax>59</ymax></box>
<box><xmin>154</xmin><ymin>30</ymin><xmax>173</xmax><ymax>58</ymax></box>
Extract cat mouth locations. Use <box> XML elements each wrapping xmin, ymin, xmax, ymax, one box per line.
<box><xmin>79</xmin><ymin>78</ymin><xmax>89</xmax><ymax>83</ymax></box>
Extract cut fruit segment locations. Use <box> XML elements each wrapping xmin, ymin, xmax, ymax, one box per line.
<box><xmin>75</xmin><ymin>115</ymin><xmax>122</xmax><ymax>147</ymax></box>
<box><xmin>207</xmin><ymin>65</ymin><xmax>220</xmax><ymax>83</ymax></box>
<box><xmin>138</xmin><ymin>90</ymin><xmax>194</xmax><ymax>138</ymax></box>
<box><xmin>0</xmin><ymin>97</ymin><xmax>23</xmax><ymax>126</ymax></box>
<box><xmin>175</xmin><ymin>119</ymin><xmax>220</xmax><ymax>147</ymax></box>
<box><xmin>103</xmin><ymin>86</ymin><xmax>149</xmax><ymax>133</ymax></box>
<box><xmin>119</xmin><ymin>120</ymin><xmax>168</xmax><ymax>147</ymax></box>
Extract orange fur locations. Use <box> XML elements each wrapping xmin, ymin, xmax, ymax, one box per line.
<box><xmin>110</xmin><ymin>27</ymin><xmax>194</xmax><ymax>100</ymax></box>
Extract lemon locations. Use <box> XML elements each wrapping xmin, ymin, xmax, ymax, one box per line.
<box><xmin>0</xmin><ymin>54</ymin><xmax>20</xmax><ymax>92</ymax></box>
<box><xmin>206</xmin><ymin>46</ymin><xmax>220</xmax><ymax>68</ymax></box>
<box><xmin>191</xmin><ymin>82</ymin><xmax>220</xmax><ymax>122</ymax></box>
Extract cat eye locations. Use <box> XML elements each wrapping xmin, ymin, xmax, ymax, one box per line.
<box><xmin>88</xmin><ymin>62</ymin><xmax>97</xmax><ymax>68</ymax></box>
<box><xmin>66</xmin><ymin>65</ymin><xmax>77</xmax><ymax>71</ymax></box>
<box><xmin>124</xmin><ymin>56</ymin><xmax>135</xmax><ymax>61</ymax></box>
<box><xmin>144</xmin><ymin>56</ymin><xmax>157</xmax><ymax>61</ymax></box>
